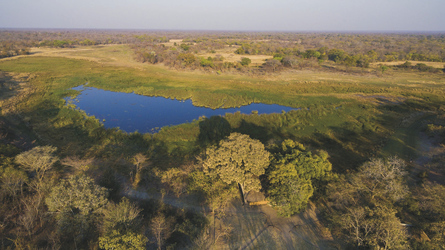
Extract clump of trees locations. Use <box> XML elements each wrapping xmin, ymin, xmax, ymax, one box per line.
<box><xmin>0</xmin><ymin>42</ymin><xmax>29</xmax><ymax>58</ymax></box>
<box><xmin>327</xmin><ymin>157</ymin><xmax>409</xmax><ymax>249</ymax></box>
<box><xmin>267</xmin><ymin>140</ymin><xmax>332</xmax><ymax>217</ymax></box>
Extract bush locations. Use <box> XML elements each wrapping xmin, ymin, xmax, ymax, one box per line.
<box><xmin>240</xmin><ymin>57</ymin><xmax>251</xmax><ymax>66</ymax></box>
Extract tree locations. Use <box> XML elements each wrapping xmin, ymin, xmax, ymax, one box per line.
<box><xmin>201</xmin><ymin>133</ymin><xmax>270</xmax><ymax>204</ymax></box>
<box><xmin>45</xmin><ymin>175</ymin><xmax>108</xmax><ymax>245</ymax></box>
<box><xmin>267</xmin><ymin>140</ymin><xmax>332</xmax><ymax>216</ymax></box>
<box><xmin>99</xmin><ymin>230</ymin><xmax>147</xmax><ymax>250</ymax></box>
<box><xmin>61</xmin><ymin>155</ymin><xmax>95</xmax><ymax>173</ymax></box>
<box><xmin>15</xmin><ymin>146</ymin><xmax>58</xmax><ymax>193</ymax></box>
<box><xmin>234</xmin><ymin>48</ymin><xmax>245</xmax><ymax>54</ymax></box>
<box><xmin>102</xmin><ymin>197</ymin><xmax>141</xmax><ymax>233</ymax></box>
<box><xmin>189</xmin><ymin>170</ymin><xmax>237</xmax><ymax>245</ymax></box>
<box><xmin>177</xmin><ymin>53</ymin><xmax>196</xmax><ymax>66</ymax></box>
<box><xmin>161</xmin><ymin>166</ymin><xmax>190</xmax><ymax>198</ymax></box>
<box><xmin>150</xmin><ymin>213</ymin><xmax>174</xmax><ymax>250</ymax></box>
<box><xmin>200</xmin><ymin>57</ymin><xmax>215</xmax><ymax>68</ymax></box>
<box><xmin>131</xmin><ymin>153</ymin><xmax>149</xmax><ymax>188</ymax></box>
<box><xmin>303</xmin><ymin>50</ymin><xmax>321</xmax><ymax>59</ymax></box>
<box><xmin>180</xmin><ymin>43</ymin><xmax>190</xmax><ymax>51</ymax></box>
<box><xmin>327</xmin><ymin>157</ymin><xmax>409</xmax><ymax>249</ymax></box>
<box><xmin>189</xmin><ymin>170</ymin><xmax>237</xmax><ymax>215</ymax></box>
<box><xmin>415</xmin><ymin>183</ymin><xmax>445</xmax><ymax>248</ymax></box>
<box><xmin>380</xmin><ymin>65</ymin><xmax>389</xmax><ymax>75</ymax></box>
<box><xmin>331</xmin><ymin>204</ymin><xmax>407</xmax><ymax>249</ymax></box>
<box><xmin>46</xmin><ymin>175</ymin><xmax>108</xmax><ymax>215</ymax></box>
<box><xmin>240</xmin><ymin>57</ymin><xmax>251</xmax><ymax>66</ymax></box>
<box><xmin>351</xmin><ymin>156</ymin><xmax>408</xmax><ymax>202</ymax></box>
<box><xmin>263</xmin><ymin>59</ymin><xmax>281</xmax><ymax>72</ymax></box>
<box><xmin>282</xmin><ymin>56</ymin><xmax>299</xmax><ymax>68</ymax></box>
<box><xmin>0</xmin><ymin>166</ymin><xmax>28</xmax><ymax>201</ymax></box>
<box><xmin>328</xmin><ymin>49</ymin><xmax>346</xmax><ymax>63</ymax></box>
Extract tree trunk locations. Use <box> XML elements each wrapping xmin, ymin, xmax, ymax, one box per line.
<box><xmin>238</xmin><ymin>183</ymin><xmax>247</xmax><ymax>205</ymax></box>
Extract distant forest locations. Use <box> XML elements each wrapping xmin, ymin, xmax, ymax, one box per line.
<box><xmin>1</xmin><ymin>30</ymin><xmax>445</xmax><ymax>73</ymax></box>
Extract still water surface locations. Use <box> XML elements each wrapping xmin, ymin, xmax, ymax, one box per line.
<box><xmin>65</xmin><ymin>86</ymin><xmax>296</xmax><ymax>133</ymax></box>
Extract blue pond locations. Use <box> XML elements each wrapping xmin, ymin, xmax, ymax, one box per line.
<box><xmin>65</xmin><ymin>86</ymin><xmax>296</xmax><ymax>133</ymax></box>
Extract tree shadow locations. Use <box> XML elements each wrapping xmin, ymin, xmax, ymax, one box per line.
<box><xmin>233</xmin><ymin>119</ymin><xmax>275</xmax><ymax>144</ymax></box>
<box><xmin>227</xmin><ymin>202</ymin><xmax>282</xmax><ymax>249</ymax></box>
<box><xmin>0</xmin><ymin>71</ymin><xmax>23</xmax><ymax>102</ymax></box>
<box><xmin>302</xmin><ymin>128</ymin><xmax>368</xmax><ymax>174</ymax></box>
<box><xmin>197</xmin><ymin>116</ymin><xmax>232</xmax><ymax>147</ymax></box>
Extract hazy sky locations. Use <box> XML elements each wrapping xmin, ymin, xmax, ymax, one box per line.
<box><xmin>1</xmin><ymin>0</ymin><xmax>444</xmax><ymax>31</ymax></box>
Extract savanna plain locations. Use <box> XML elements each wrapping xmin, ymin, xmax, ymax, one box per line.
<box><xmin>1</xmin><ymin>30</ymin><xmax>445</xmax><ymax>249</ymax></box>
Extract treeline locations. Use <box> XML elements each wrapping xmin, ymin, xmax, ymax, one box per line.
<box><xmin>181</xmin><ymin>32</ymin><xmax>445</xmax><ymax>63</ymax></box>
<box><xmin>0</xmin><ymin>42</ymin><xmax>30</xmax><ymax>58</ymax></box>
<box><xmin>0</xmin><ymin>29</ymin><xmax>172</xmax><ymax>58</ymax></box>
<box><xmin>2</xmin><ymin>29</ymin><xmax>445</xmax><ymax>64</ymax></box>
<box><xmin>394</xmin><ymin>61</ymin><xmax>444</xmax><ymax>73</ymax></box>
<box><xmin>228</xmin><ymin>34</ymin><xmax>445</xmax><ymax>62</ymax></box>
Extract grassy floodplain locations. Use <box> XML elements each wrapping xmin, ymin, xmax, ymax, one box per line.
<box><xmin>1</xmin><ymin>43</ymin><xmax>445</xmax><ymax>249</ymax></box>
<box><xmin>2</xmin><ymin>45</ymin><xmax>444</xmax><ymax>169</ymax></box>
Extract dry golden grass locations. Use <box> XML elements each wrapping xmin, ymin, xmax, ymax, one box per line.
<box><xmin>14</xmin><ymin>45</ymin><xmax>158</xmax><ymax>71</ymax></box>
<box><xmin>200</xmin><ymin>53</ymin><xmax>272</xmax><ymax>66</ymax></box>
<box><xmin>160</xmin><ymin>39</ymin><xmax>183</xmax><ymax>47</ymax></box>
<box><xmin>371</xmin><ymin>60</ymin><xmax>445</xmax><ymax>69</ymax></box>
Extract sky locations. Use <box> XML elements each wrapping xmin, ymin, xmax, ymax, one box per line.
<box><xmin>1</xmin><ymin>0</ymin><xmax>444</xmax><ymax>32</ymax></box>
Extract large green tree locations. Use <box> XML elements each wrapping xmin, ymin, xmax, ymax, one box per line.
<box><xmin>267</xmin><ymin>140</ymin><xmax>332</xmax><ymax>216</ymax></box>
<box><xmin>202</xmin><ymin>132</ymin><xmax>270</xmax><ymax>204</ymax></box>
<box><xmin>45</xmin><ymin>175</ymin><xmax>108</xmax><ymax>246</ymax></box>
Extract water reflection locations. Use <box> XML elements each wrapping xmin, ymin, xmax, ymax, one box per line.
<box><xmin>65</xmin><ymin>86</ymin><xmax>296</xmax><ymax>133</ymax></box>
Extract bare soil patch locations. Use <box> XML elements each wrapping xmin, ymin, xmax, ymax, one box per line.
<box><xmin>224</xmin><ymin>202</ymin><xmax>335</xmax><ymax>249</ymax></box>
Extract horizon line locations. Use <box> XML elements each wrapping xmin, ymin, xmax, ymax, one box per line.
<box><xmin>1</xmin><ymin>27</ymin><xmax>445</xmax><ymax>34</ymax></box>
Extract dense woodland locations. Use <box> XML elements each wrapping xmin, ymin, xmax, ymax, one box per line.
<box><xmin>1</xmin><ymin>29</ymin><xmax>445</xmax><ymax>249</ymax></box>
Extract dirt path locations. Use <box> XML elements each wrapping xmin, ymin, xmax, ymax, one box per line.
<box><xmin>123</xmin><ymin>186</ymin><xmax>206</xmax><ymax>214</ymax></box>
<box><xmin>121</xmin><ymin>179</ymin><xmax>336</xmax><ymax>249</ymax></box>
<box><xmin>222</xmin><ymin>202</ymin><xmax>335</xmax><ymax>249</ymax></box>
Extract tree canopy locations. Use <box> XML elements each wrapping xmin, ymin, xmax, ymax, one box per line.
<box><xmin>327</xmin><ymin>156</ymin><xmax>408</xmax><ymax>249</ymax></box>
<box><xmin>202</xmin><ymin>132</ymin><xmax>270</xmax><ymax>203</ymax></box>
<box><xmin>267</xmin><ymin>140</ymin><xmax>332</xmax><ymax>216</ymax></box>
<box><xmin>45</xmin><ymin>175</ymin><xmax>108</xmax><ymax>244</ymax></box>
<box><xmin>15</xmin><ymin>146</ymin><xmax>58</xmax><ymax>184</ymax></box>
